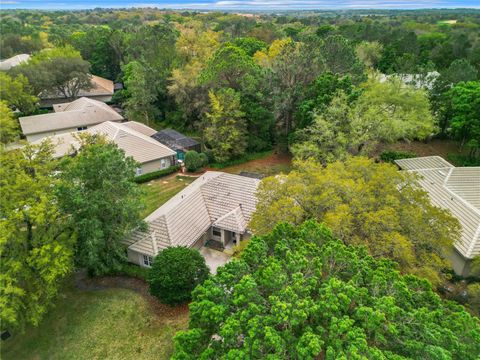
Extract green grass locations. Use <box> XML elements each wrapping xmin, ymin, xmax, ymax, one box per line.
<box><xmin>1</xmin><ymin>285</ymin><xmax>188</xmax><ymax>360</ymax></box>
<box><xmin>140</xmin><ymin>175</ymin><xmax>196</xmax><ymax>217</ymax></box>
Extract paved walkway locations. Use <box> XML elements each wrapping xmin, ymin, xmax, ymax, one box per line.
<box><xmin>199</xmin><ymin>247</ymin><xmax>231</xmax><ymax>274</ymax></box>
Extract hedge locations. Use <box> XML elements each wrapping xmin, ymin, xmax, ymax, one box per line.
<box><xmin>447</xmin><ymin>153</ymin><xmax>480</xmax><ymax>167</ymax></box>
<box><xmin>379</xmin><ymin>150</ymin><xmax>417</xmax><ymax>163</ymax></box>
<box><xmin>134</xmin><ymin>165</ymin><xmax>180</xmax><ymax>184</ymax></box>
<box><xmin>104</xmin><ymin>263</ymin><xmax>150</xmax><ymax>280</ymax></box>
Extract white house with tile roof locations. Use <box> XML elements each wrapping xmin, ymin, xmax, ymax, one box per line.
<box><xmin>395</xmin><ymin>156</ymin><xmax>480</xmax><ymax>276</ymax></box>
<box><xmin>20</xmin><ymin>97</ymin><xmax>123</xmax><ymax>142</ymax></box>
<box><xmin>125</xmin><ymin>172</ymin><xmax>259</xmax><ymax>267</ymax></box>
<box><xmin>32</xmin><ymin>120</ymin><xmax>176</xmax><ymax>175</ymax></box>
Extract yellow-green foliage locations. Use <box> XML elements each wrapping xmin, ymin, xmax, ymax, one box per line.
<box><xmin>0</xmin><ymin>143</ymin><xmax>75</xmax><ymax>330</ymax></box>
<box><xmin>251</xmin><ymin>157</ymin><xmax>460</xmax><ymax>285</ymax></box>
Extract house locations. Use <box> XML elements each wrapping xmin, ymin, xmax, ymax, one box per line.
<box><xmin>19</xmin><ymin>97</ymin><xmax>123</xmax><ymax>142</ymax></box>
<box><xmin>124</xmin><ymin>172</ymin><xmax>259</xmax><ymax>268</ymax></box>
<box><xmin>379</xmin><ymin>71</ymin><xmax>440</xmax><ymax>90</ymax></box>
<box><xmin>395</xmin><ymin>156</ymin><xmax>480</xmax><ymax>276</ymax></box>
<box><xmin>40</xmin><ymin>75</ymin><xmax>115</xmax><ymax>106</ymax></box>
<box><xmin>32</xmin><ymin>121</ymin><xmax>176</xmax><ymax>175</ymax></box>
<box><xmin>151</xmin><ymin>129</ymin><xmax>201</xmax><ymax>161</ymax></box>
<box><xmin>0</xmin><ymin>54</ymin><xmax>30</xmax><ymax>71</ymax></box>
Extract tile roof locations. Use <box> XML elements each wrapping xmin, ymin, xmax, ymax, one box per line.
<box><xmin>20</xmin><ymin>97</ymin><xmax>123</xmax><ymax>136</ymax></box>
<box><xmin>33</xmin><ymin>121</ymin><xmax>175</xmax><ymax>164</ymax></box>
<box><xmin>151</xmin><ymin>129</ymin><xmax>200</xmax><ymax>151</ymax></box>
<box><xmin>126</xmin><ymin>172</ymin><xmax>259</xmax><ymax>256</ymax></box>
<box><xmin>395</xmin><ymin>156</ymin><xmax>480</xmax><ymax>259</ymax></box>
<box><xmin>122</xmin><ymin>121</ymin><xmax>157</xmax><ymax>137</ymax></box>
<box><xmin>0</xmin><ymin>54</ymin><xmax>30</xmax><ymax>71</ymax></box>
<box><xmin>41</xmin><ymin>75</ymin><xmax>114</xmax><ymax>100</ymax></box>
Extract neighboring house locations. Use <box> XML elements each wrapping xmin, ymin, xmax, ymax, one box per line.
<box><xmin>32</xmin><ymin>120</ymin><xmax>176</xmax><ymax>175</ymax></box>
<box><xmin>151</xmin><ymin>129</ymin><xmax>201</xmax><ymax>161</ymax></box>
<box><xmin>0</xmin><ymin>54</ymin><xmax>30</xmax><ymax>71</ymax></box>
<box><xmin>19</xmin><ymin>97</ymin><xmax>123</xmax><ymax>142</ymax></box>
<box><xmin>395</xmin><ymin>156</ymin><xmax>480</xmax><ymax>276</ymax></box>
<box><xmin>379</xmin><ymin>71</ymin><xmax>440</xmax><ymax>90</ymax></box>
<box><xmin>40</xmin><ymin>75</ymin><xmax>115</xmax><ymax>106</ymax></box>
<box><xmin>125</xmin><ymin>172</ymin><xmax>259</xmax><ymax>267</ymax></box>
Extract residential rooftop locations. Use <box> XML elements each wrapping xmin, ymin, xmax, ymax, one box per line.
<box><xmin>33</xmin><ymin>120</ymin><xmax>176</xmax><ymax>164</ymax></box>
<box><xmin>19</xmin><ymin>97</ymin><xmax>123</xmax><ymax>136</ymax></box>
<box><xmin>395</xmin><ymin>156</ymin><xmax>480</xmax><ymax>259</ymax></box>
<box><xmin>125</xmin><ymin>172</ymin><xmax>260</xmax><ymax>256</ymax></box>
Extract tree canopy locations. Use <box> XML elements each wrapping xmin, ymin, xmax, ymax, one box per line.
<box><xmin>57</xmin><ymin>136</ymin><xmax>145</xmax><ymax>276</ymax></box>
<box><xmin>173</xmin><ymin>221</ymin><xmax>480</xmax><ymax>359</ymax></box>
<box><xmin>251</xmin><ymin>157</ymin><xmax>460</xmax><ymax>284</ymax></box>
<box><xmin>0</xmin><ymin>143</ymin><xmax>74</xmax><ymax>331</ymax></box>
<box><xmin>13</xmin><ymin>46</ymin><xmax>92</xmax><ymax>99</ymax></box>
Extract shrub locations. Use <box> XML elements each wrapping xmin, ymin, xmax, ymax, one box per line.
<box><xmin>204</xmin><ymin>149</ymin><xmax>215</xmax><ymax>163</ymax></box>
<box><xmin>447</xmin><ymin>153</ymin><xmax>480</xmax><ymax>167</ymax></box>
<box><xmin>134</xmin><ymin>165</ymin><xmax>180</xmax><ymax>184</ymax></box>
<box><xmin>104</xmin><ymin>263</ymin><xmax>150</xmax><ymax>280</ymax></box>
<box><xmin>380</xmin><ymin>150</ymin><xmax>417</xmax><ymax>163</ymax></box>
<box><xmin>148</xmin><ymin>247</ymin><xmax>209</xmax><ymax>305</ymax></box>
<box><xmin>185</xmin><ymin>150</ymin><xmax>207</xmax><ymax>172</ymax></box>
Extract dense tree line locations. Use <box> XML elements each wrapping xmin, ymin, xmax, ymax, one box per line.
<box><xmin>1</xmin><ymin>9</ymin><xmax>479</xmax><ymax>160</ymax></box>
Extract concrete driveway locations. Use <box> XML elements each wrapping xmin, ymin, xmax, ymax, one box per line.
<box><xmin>199</xmin><ymin>247</ymin><xmax>231</xmax><ymax>274</ymax></box>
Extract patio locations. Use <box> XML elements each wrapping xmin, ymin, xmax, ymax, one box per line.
<box><xmin>199</xmin><ymin>247</ymin><xmax>231</xmax><ymax>274</ymax></box>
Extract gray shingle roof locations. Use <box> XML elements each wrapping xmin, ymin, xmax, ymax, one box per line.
<box><xmin>126</xmin><ymin>172</ymin><xmax>259</xmax><ymax>256</ymax></box>
<box><xmin>395</xmin><ymin>156</ymin><xmax>480</xmax><ymax>259</ymax></box>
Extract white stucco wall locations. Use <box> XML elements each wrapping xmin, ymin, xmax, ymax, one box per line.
<box><xmin>449</xmin><ymin>248</ymin><xmax>472</xmax><ymax>277</ymax></box>
<box><xmin>26</xmin><ymin>127</ymin><xmax>80</xmax><ymax>142</ymax></box>
<box><xmin>139</xmin><ymin>157</ymin><xmax>172</xmax><ymax>175</ymax></box>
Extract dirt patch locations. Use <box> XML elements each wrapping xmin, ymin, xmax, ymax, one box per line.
<box><xmin>74</xmin><ymin>271</ymin><xmax>188</xmax><ymax>319</ymax></box>
<box><xmin>214</xmin><ymin>152</ymin><xmax>293</xmax><ymax>176</ymax></box>
<box><xmin>376</xmin><ymin>139</ymin><xmax>465</xmax><ymax>159</ymax></box>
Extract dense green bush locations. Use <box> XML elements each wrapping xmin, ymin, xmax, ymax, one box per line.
<box><xmin>380</xmin><ymin>150</ymin><xmax>417</xmax><ymax>163</ymax></box>
<box><xmin>148</xmin><ymin>247</ymin><xmax>209</xmax><ymax>305</ymax></box>
<box><xmin>173</xmin><ymin>221</ymin><xmax>480</xmax><ymax>359</ymax></box>
<box><xmin>134</xmin><ymin>165</ymin><xmax>180</xmax><ymax>184</ymax></box>
<box><xmin>447</xmin><ymin>153</ymin><xmax>480</xmax><ymax>167</ymax></box>
<box><xmin>185</xmin><ymin>150</ymin><xmax>208</xmax><ymax>172</ymax></box>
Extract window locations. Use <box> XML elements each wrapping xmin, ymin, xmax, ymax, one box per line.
<box><xmin>77</xmin><ymin>126</ymin><xmax>87</xmax><ymax>131</ymax></box>
<box><xmin>135</xmin><ymin>168</ymin><xmax>143</xmax><ymax>176</ymax></box>
<box><xmin>213</xmin><ymin>228</ymin><xmax>221</xmax><ymax>237</ymax></box>
<box><xmin>143</xmin><ymin>255</ymin><xmax>153</xmax><ymax>267</ymax></box>
<box><xmin>160</xmin><ymin>158</ymin><xmax>167</xmax><ymax>169</ymax></box>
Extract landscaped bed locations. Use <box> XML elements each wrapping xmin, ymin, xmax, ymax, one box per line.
<box><xmin>1</xmin><ymin>277</ymin><xmax>188</xmax><ymax>360</ymax></box>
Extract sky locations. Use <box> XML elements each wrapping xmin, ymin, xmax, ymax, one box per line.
<box><xmin>0</xmin><ymin>0</ymin><xmax>479</xmax><ymax>10</ymax></box>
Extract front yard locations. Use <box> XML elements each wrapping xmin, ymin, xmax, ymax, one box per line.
<box><xmin>1</xmin><ymin>279</ymin><xmax>188</xmax><ymax>360</ymax></box>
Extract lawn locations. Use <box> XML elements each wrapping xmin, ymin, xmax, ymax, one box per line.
<box><xmin>1</xmin><ymin>281</ymin><xmax>188</xmax><ymax>360</ymax></box>
<box><xmin>140</xmin><ymin>175</ymin><xmax>196</xmax><ymax>217</ymax></box>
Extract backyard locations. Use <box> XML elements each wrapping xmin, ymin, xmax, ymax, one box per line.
<box><xmin>140</xmin><ymin>175</ymin><xmax>196</xmax><ymax>217</ymax></box>
<box><xmin>1</xmin><ymin>276</ymin><xmax>188</xmax><ymax>360</ymax></box>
